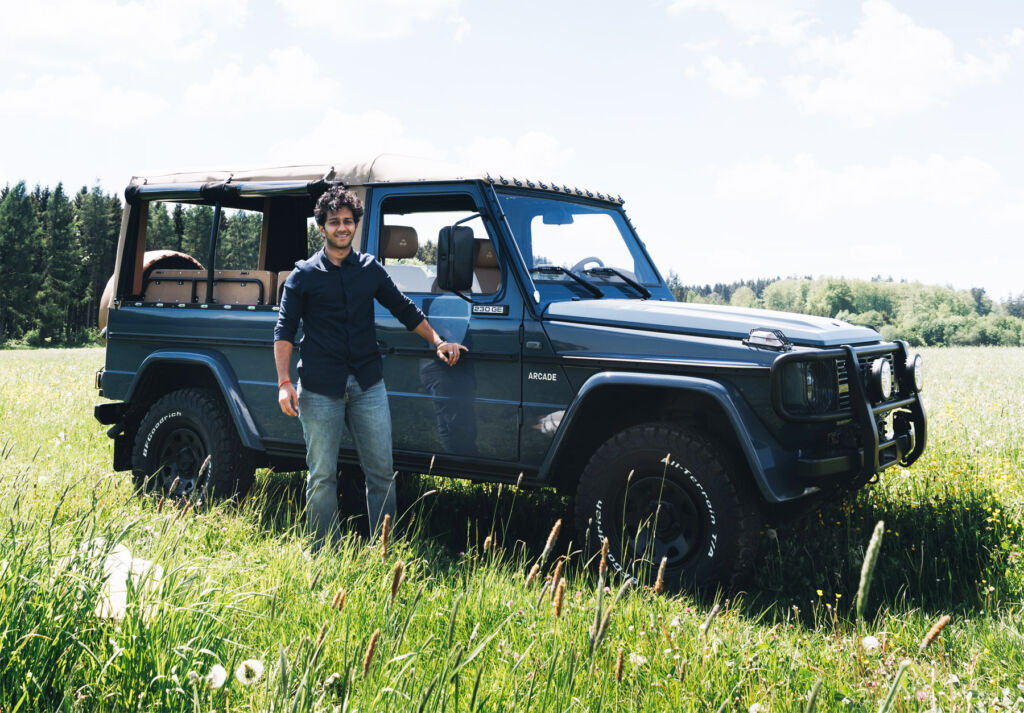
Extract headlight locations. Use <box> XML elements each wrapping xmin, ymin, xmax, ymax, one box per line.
<box><xmin>781</xmin><ymin>360</ymin><xmax>838</xmax><ymax>414</ymax></box>
<box><xmin>906</xmin><ymin>353</ymin><xmax>923</xmax><ymax>392</ymax></box>
<box><xmin>870</xmin><ymin>357</ymin><xmax>893</xmax><ymax>401</ymax></box>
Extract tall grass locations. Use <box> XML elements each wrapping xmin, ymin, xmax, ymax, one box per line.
<box><xmin>1</xmin><ymin>347</ymin><xmax>1022</xmax><ymax>711</ymax></box>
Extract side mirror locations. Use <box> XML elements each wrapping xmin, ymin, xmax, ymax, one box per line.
<box><xmin>437</xmin><ymin>225</ymin><xmax>475</xmax><ymax>294</ymax></box>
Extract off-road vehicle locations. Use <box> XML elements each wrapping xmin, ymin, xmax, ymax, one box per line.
<box><xmin>94</xmin><ymin>156</ymin><xmax>926</xmax><ymax>589</ymax></box>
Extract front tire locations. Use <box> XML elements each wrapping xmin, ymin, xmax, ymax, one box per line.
<box><xmin>573</xmin><ymin>423</ymin><xmax>759</xmax><ymax>591</ymax></box>
<box><xmin>132</xmin><ymin>388</ymin><xmax>254</xmax><ymax>500</ymax></box>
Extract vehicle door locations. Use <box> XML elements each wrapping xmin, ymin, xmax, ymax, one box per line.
<box><xmin>368</xmin><ymin>184</ymin><xmax>523</xmax><ymax>462</ymax></box>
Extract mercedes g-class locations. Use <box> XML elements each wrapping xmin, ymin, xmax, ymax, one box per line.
<box><xmin>94</xmin><ymin>155</ymin><xmax>926</xmax><ymax>589</ymax></box>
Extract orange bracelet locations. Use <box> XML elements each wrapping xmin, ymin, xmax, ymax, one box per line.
<box><xmin>278</xmin><ymin>379</ymin><xmax>292</xmax><ymax>388</ymax></box>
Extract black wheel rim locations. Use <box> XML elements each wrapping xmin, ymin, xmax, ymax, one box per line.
<box><xmin>616</xmin><ymin>474</ymin><xmax>703</xmax><ymax>570</ymax></box>
<box><xmin>156</xmin><ymin>426</ymin><xmax>207</xmax><ymax>497</ymax></box>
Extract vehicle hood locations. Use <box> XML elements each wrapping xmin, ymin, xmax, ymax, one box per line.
<box><xmin>544</xmin><ymin>299</ymin><xmax>880</xmax><ymax>348</ymax></box>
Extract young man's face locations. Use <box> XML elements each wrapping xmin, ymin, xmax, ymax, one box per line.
<box><xmin>319</xmin><ymin>207</ymin><xmax>357</xmax><ymax>254</ymax></box>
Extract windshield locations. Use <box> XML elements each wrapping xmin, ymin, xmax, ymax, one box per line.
<box><xmin>495</xmin><ymin>191</ymin><xmax>661</xmax><ymax>298</ymax></box>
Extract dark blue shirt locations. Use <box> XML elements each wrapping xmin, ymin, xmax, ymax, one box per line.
<box><xmin>274</xmin><ymin>248</ymin><xmax>426</xmax><ymax>396</ymax></box>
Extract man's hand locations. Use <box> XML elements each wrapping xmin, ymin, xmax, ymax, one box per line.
<box><xmin>279</xmin><ymin>383</ymin><xmax>299</xmax><ymax>416</ymax></box>
<box><xmin>436</xmin><ymin>341</ymin><xmax>468</xmax><ymax>366</ymax></box>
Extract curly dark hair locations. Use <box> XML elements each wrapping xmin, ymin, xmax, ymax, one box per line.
<box><xmin>313</xmin><ymin>186</ymin><xmax>364</xmax><ymax>226</ymax></box>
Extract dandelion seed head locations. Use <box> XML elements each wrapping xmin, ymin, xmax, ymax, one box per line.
<box><xmin>627</xmin><ymin>652</ymin><xmax>647</xmax><ymax>667</ymax></box>
<box><xmin>861</xmin><ymin>635</ymin><xmax>881</xmax><ymax>654</ymax></box>
<box><xmin>235</xmin><ymin>659</ymin><xmax>264</xmax><ymax>686</ymax></box>
<box><xmin>205</xmin><ymin>664</ymin><xmax>227</xmax><ymax>689</ymax></box>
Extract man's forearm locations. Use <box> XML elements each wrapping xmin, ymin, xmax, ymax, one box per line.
<box><xmin>413</xmin><ymin>319</ymin><xmax>443</xmax><ymax>346</ymax></box>
<box><xmin>274</xmin><ymin>340</ymin><xmax>294</xmax><ymax>384</ymax></box>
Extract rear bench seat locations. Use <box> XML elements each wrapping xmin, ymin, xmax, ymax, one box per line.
<box><xmin>143</xmin><ymin>269</ymin><xmax>276</xmax><ymax>305</ymax></box>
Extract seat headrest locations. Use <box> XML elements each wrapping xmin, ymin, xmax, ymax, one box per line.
<box><xmin>381</xmin><ymin>225</ymin><xmax>418</xmax><ymax>259</ymax></box>
<box><xmin>474</xmin><ymin>239</ymin><xmax>498</xmax><ymax>268</ymax></box>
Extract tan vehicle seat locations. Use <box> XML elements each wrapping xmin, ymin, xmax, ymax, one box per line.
<box><xmin>211</xmin><ymin>270</ymin><xmax>276</xmax><ymax>305</ymax></box>
<box><xmin>381</xmin><ymin>225</ymin><xmax>434</xmax><ymax>293</ymax></box>
<box><xmin>277</xmin><ymin>270</ymin><xmax>294</xmax><ymax>304</ymax></box>
<box><xmin>473</xmin><ymin>239</ymin><xmax>501</xmax><ymax>294</ymax></box>
<box><xmin>143</xmin><ymin>269</ymin><xmax>205</xmax><ymax>303</ymax></box>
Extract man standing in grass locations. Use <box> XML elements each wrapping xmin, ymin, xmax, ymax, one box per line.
<box><xmin>273</xmin><ymin>186</ymin><xmax>466</xmax><ymax>551</ymax></box>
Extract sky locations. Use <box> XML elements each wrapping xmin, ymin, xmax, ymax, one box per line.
<box><xmin>2</xmin><ymin>0</ymin><xmax>1022</xmax><ymax>299</ymax></box>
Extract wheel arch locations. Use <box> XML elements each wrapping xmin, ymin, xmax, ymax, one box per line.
<box><xmin>539</xmin><ymin>371</ymin><xmax>791</xmax><ymax>503</ymax></box>
<box><xmin>124</xmin><ymin>350</ymin><xmax>264</xmax><ymax>451</ymax></box>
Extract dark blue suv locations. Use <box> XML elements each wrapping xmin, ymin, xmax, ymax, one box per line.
<box><xmin>94</xmin><ymin>156</ymin><xmax>926</xmax><ymax>589</ymax></box>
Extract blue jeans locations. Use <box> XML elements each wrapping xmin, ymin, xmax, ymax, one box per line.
<box><xmin>297</xmin><ymin>376</ymin><xmax>396</xmax><ymax>551</ymax></box>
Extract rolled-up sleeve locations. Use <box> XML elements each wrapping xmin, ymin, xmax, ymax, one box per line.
<box><xmin>374</xmin><ymin>266</ymin><xmax>425</xmax><ymax>331</ymax></box>
<box><xmin>274</xmin><ymin>271</ymin><xmax>303</xmax><ymax>343</ymax></box>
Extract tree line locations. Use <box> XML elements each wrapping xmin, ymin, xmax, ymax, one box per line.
<box><xmin>2</xmin><ymin>179</ymin><xmax>1022</xmax><ymax>348</ymax></box>
<box><xmin>0</xmin><ymin>182</ymin><xmax>121</xmax><ymax>346</ymax></box>
<box><xmin>666</xmin><ymin>272</ymin><xmax>1024</xmax><ymax>347</ymax></box>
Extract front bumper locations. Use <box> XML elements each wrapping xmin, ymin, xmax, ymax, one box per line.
<box><xmin>770</xmin><ymin>340</ymin><xmax>926</xmax><ymax>487</ymax></box>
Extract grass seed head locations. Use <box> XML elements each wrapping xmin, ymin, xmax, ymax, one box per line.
<box><xmin>599</xmin><ymin>538</ymin><xmax>610</xmax><ymax>579</ymax></box>
<box><xmin>550</xmin><ymin>559</ymin><xmax>564</xmax><ymax>600</ymax></box>
<box><xmin>919</xmin><ymin>614</ymin><xmax>951</xmax><ymax>652</ymax></box>
<box><xmin>654</xmin><ymin>556</ymin><xmax>667</xmax><ymax>594</ymax></box>
<box><xmin>526</xmin><ymin>563</ymin><xmax>540</xmax><ymax>587</ymax></box>
<box><xmin>700</xmin><ymin>604</ymin><xmax>721</xmax><ymax>639</ymax></box>
<box><xmin>390</xmin><ymin>559</ymin><xmax>405</xmax><ymax>603</ymax></box>
<box><xmin>483</xmin><ymin>535</ymin><xmax>493</xmax><ymax>555</ymax></box>
<box><xmin>362</xmin><ymin>628</ymin><xmax>381</xmax><ymax>677</ymax></box>
<box><xmin>316</xmin><ymin>622</ymin><xmax>328</xmax><ymax>648</ymax></box>
<box><xmin>332</xmin><ymin>586</ymin><xmax>346</xmax><ymax>611</ymax></box>
<box><xmin>540</xmin><ymin>519</ymin><xmax>562</xmax><ymax>564</ymax></box>
<box><xmin>380</xmin><ymin>513</ymin><xmax>391</xmax><ymax>559</ymax></box>
<box><xmin>614</xmin><ymin>647</ymin><xmax>624</xmax><ymax>682</ymax></box>
<box><xmin>554</xmin><ymin>579</ymin><xmax>566</xmax><ymax>617</ymax></box>
<box><xmin>856</xmin><ymin>520</ymin><xmax>886</xmax><ymax>623</ymax></box>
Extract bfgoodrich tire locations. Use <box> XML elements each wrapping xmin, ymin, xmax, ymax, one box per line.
<box><xmin>132</xmin><ymin>388</ymin><xmax>254</xmax><ymax>500</ymax></box>
<box><xmin>573</xmin><ymin>422</ymin><xmax>759</xmax><ymax>592</ymax></box>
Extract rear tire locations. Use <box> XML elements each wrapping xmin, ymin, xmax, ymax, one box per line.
<box><xmin>573</xmin><ymin>422</ymin><xmax>759</xmax><ymax>592</ymax></box>
<box><xmin>131</xmin><ymin>388</ymin><xmax>254</xmax><ymax>500</ymax></box>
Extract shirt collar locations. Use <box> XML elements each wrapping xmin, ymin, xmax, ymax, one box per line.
<box><xmin>316</xmin><ymin>247</ymin><xmax>362</xmax><ymax>270</ymax></box>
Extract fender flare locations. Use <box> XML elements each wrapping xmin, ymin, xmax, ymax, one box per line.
<box><xmin>538</xmin><ymin>371</ymin><xmax>802</xmax><ymax>503</ymax></box>
<box><xmin>124</xmin><ymin>349</ymin><xmax>264</xmax><ymax>451</ymax></box>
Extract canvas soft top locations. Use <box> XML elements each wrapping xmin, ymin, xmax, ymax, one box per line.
<box><xmin>129</xmin><ymin>154</ymin><xmax>624</xmax><ymax>204</ymax></box>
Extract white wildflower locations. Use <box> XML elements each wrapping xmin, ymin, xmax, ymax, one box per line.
<box><xmin>861</xmin><ymin>635</ymin><xmax>881</xmax><ymax>654</ymax></box>
<box><xmin>205</xmin><ymin>664</ymin><xmax>227</xmax><ymax>689</ymax></box>
<box><xmin>186</xmin><ymin>670</ymin><xmax>200</xmax><ymax>685</ymax></box>
<box><xmin>627</xmin><ymin>652</ymin><xmax>647</xmax><ymax>667</ymax></box>
<box><xmin>749</xmin><ymin>703</ymin><xmax>768</xmax><ymax>713</ymax></box>
<box><xmin>234</xmin><ymin>659</ymin><xmax>264</xmax><ymax>686</ymax></box>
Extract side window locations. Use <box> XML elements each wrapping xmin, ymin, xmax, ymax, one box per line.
<box><xmin>379</xmin><ymin>194</ymin><xmax>501</xmax><ymax>295</ymax></box>
<box><xmin>139</xmin><ymin>200</ymin><xmax>275</xmax><ymax>305</ymax></box>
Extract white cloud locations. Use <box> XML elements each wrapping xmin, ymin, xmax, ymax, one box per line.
<box><xmin>668</xmin><ymin>0</ymin><xmax>815</xmax><ymax>45</ymax></box>
<box><xmin>269</xmin><ymin>114</ymin><xmax>574</xmax><ymax>184</ymax></box>
<box><xmin>715</xmin><ymin>152</ymin><xmax>1001</xmax><ymax>219</ymax></box>
<box><xmin>277</xmin><ymin>0</ymin><xmax>465</xmax><ymax>40</ymax></box>
<box><xmin>0</xmin><ymin>67</ymin><xmax>168</xmax><ymax>128</ymax></box>
<box><xmin>0</xmin><ymin>0</ymin><xmax>246</xmax><ymax>66</ymax></box>
<box><xmin>455</xmin><ymin>132</ymin><xmax>575</xmax><ymax>179</ymax></box>
<box><xmin>184</xmin><ymin>48</ymin><xmax>329</xmax><ymax>117</ymax></box>
<box><xmin>449</xmin><ymin>15</ymin><xmax>472</xmax><ymax>42</ymax></box>
<box><xmin>268</xmin><ymin>111</ymin><xmax>444</xmax><ymax>164</ymax></box>
<box><xmin>782</xmin><ymin>1</ymin><xmax>1007</xmax><ymax>127</ymax></box>
<box><xmin>699</xmin><ymin>55</ymin><xmax>764</xmax><ymax>97</ymax></box>
<box><xmin>1008</xmin><ymin>28</ymin><xmax>1024</xmax><ymax>47</ymax></box>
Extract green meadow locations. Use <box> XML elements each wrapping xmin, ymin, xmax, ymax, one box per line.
<box><xmin>0</xmin><ymin>347</ymin><xmax>1022</xmax><ymax>712</ymax></box>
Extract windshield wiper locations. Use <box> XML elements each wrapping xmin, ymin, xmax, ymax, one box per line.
<box><xmin>583</xmin><ymin>267</ymin><xmax>651</xmax><ymax>299</ymax></box>
<box><xmin>529</xmin><ymin>265</ymin><xmax>604</xmax><ymax>298</ymax></box>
